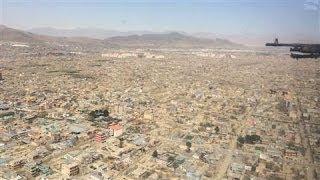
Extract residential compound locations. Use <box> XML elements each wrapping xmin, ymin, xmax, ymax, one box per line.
<box><xmin>101</xmin><ymin>51</ymin><xmax>165</xmax><ymax>59</ymax></box>
<box><xmin>0</xmin><ymin>40</ymin><xmax>319</xmax><ymax>180</ymax></box>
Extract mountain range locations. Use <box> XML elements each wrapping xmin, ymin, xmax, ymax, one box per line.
<box><xmin>0</xmin><ymin>25</ymin><xmax>108</xmax><ymax>47</ymax></box>
<box><xmin>28</xmin><ymin>27</ymin><xmax>161</xmax><ymax>39</ymax></box>
<box><xmin>0</xmin><ymin>25</ymin><xmax>243</xmax><ymax>48</ymax></box>
<box><xmin>29</xmin><ymin>27</ymin><xmax>320</xmax><ymax>46</ymax></box>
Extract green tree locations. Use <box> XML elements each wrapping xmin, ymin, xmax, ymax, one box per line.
<box><xmin>119</xmin><ymin>138</ymin><xmax>124</xmax><ymax>148</ymax></box>
<box><xmin>152</xmin><ymin>150</ymin><xmax>158</xmax><ymax>158</ymax></box>
<box><xmin>237</xmin><ymin>136</ymin><xmax>245</xmax><ymax>144</ymax></box>
<box><xmin>215</xmin><ymin>126</ymin><xmax>220</xmax><ymax>133</ymax></box>
<box><xmin>167</xmin><ymin>156</ymin><xmax>175</xmax><ymax>164</ymax></box>
<box><xmin>186</xmin><ymin>141</ymin><xmax>192</xmax><ymax>152</ymax></box>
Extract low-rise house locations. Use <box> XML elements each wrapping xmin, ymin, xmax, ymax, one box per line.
<box><xmin>109</xmin><ymin>124</ymin><xmax>124</xmax><ymax>137</ymax></box>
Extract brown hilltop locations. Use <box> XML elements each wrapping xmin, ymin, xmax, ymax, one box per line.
<box><xmin>1</xmin><ymin>25</ymin><xmax>243</xmax><ymax>49</ymax></box>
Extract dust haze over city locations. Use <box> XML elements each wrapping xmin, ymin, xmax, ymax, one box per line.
<box><xmin>0</xmin><ymin>0</ymin><xmax>320</xmax><ymax>179</ymax></box>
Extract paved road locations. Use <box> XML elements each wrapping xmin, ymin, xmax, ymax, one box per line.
<box><xmin>297</xmin><ymin>98</ymin><xmax>316</xmax><ymax>180</ymax></box>
<box><xmin>214</xmin><ymin>137</ymin><xmax>237</xmax><ymax>179</ymax></box>
<box><xmin>214</xmin><ymin>121</ymin><xmax>245</xmax><ymax>179</ymax></box>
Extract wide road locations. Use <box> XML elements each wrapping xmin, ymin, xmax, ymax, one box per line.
<box><xmin>297</xmin><ymin>98</ymin><xmax>316</xmax><ymax>180</ymax></box>
<box><xmin>214</xmin><ymin>120</ymin><xmax>245</xmax><ymax>179</ymax></box>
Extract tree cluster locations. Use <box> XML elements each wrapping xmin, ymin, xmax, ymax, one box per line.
<box><xmin>237</xmin><ymin>134</ymin><xmax>262</xmax><ymax>145</ymax></box>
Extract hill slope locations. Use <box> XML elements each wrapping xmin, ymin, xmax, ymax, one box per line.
<box><xmin>105</xmin><ymin>32</ymin><xmax>242</xmax><ymax>48</ymax></box>
<box><xmin>28</xmin><ymin>27</ymin><xmax>156</xmax><ymax>39</ymax></box>
<box><xmin>1</xmin><ymin>25</ymin><xmax>242</xmax><ymax>49</ymax></box>
<box><xmin>0</xmin><ymin>25</ymin><xmax>111</xmax><ymax>48</ymax></box>
<box><xmin>0</xmin><ymin>25</ymin><xmax>44</xmax><ymax>43</ymax></box>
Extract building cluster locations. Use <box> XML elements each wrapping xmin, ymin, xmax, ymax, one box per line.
<box><xmin>191</xmin><ymin>52</ymin><xmax>237</xmax><ymax>59</ymax></box>
<box><xmin>0</xmin><ymin>45</ymin><xmax>319</xmax><ymax>179</ymax></box>
<box><xmin>102</xmin><ymin>51</ymin><xmax>164</xmax><ymax>59</ymax></box>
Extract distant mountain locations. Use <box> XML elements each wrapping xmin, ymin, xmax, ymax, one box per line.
<box><xmin>105</xmin><ymin>32</ymin><xmax>242</xmax><ymax>48</ymax></box>
<box><xmin>29</xmin><ymin>27</ymin><xmax>242</xmax><ymax>48</ymax></box>
<box><xmin>1</xmin><ymin>25</ymin><xmax>242</xmax><ymax>49</ymax></box>
<box><xmin>28</xmin><ymin>27</ymin><xmax>159</xmax><ymax>39</ymax></box>
<box><xmin>192</xmin><ymin>32</ymin><xmax>320</xmax><ymax>46</ymax></box>
<box><xmin>0</xmin><ymin>25</ymin><xmax>111</xmax><ymax>48</ymax></box>
<box><xmin>0</xmin><ymin>25</ymin><xmax>44</xmax><ymax>43</ymax></box>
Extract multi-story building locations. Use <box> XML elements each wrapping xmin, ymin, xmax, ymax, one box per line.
<box><xmin>95</xmin><ymin>132</ymin><xmax>107</xmax><ymax>143</ymax></box>
<box><xmin>61</xmin><ymin>162</ymin><xmax>80</xmax><ymax>177</ymax></box>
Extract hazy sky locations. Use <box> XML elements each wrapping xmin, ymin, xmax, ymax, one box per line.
<box><xmin>1</xmin><ymin>0</ymin><xmax>319</xmax><ymax>37</ymax></box>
